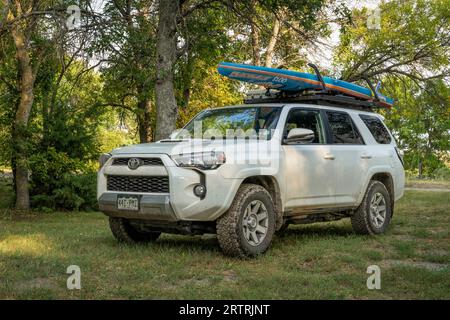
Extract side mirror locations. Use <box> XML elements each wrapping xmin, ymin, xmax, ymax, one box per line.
<box><xmin>284</xmin><ymin>128</ymin><xmax>315</xmax><ymax>144</ymax></box>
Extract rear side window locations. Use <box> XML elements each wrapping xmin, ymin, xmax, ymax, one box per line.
<box><xmin>359</xmin><ymin>114</ymin><xmax>392</xmax><ymax>144</ymax></box>
<box><xmin>326</xmin><ymin>111</ymin><xmax>364</xmax><ymax>144</ymax></box>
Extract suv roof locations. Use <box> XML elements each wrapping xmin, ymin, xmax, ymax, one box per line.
<box><xmin>209</xmin><ymin>103</ymin><xmax>384</xmax><ymax>120</ymax></box>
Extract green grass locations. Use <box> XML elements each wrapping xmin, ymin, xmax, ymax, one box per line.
<box><xmin>0</xmin><ymin>185</ymin><xmax>449</xmax><ymax>299</ymax></box>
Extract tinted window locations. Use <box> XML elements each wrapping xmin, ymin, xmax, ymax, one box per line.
<box><xmin>326</xmin><ymin>111</ymin><xmax>363</xmax><ymax>144</ymax></box>
<box><xmin>359</xmin><ymin>115</ymin><xmax>392</xmax><ymax>144</ymax></box>
<box><xmin>284</xmin><ymin>109</ymin><xmax>325</xmax><ymax>143</ymax></box>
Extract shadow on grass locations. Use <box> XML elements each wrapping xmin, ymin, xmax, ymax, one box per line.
<box><xmin>97</xmin><ymin>223</ymin><xmax>356</xmax><ymax>254</ymax></box>
<box><xmin>91</xmin><ymin>233</ymin><xmax>222</xmax><ymax>253</ymax></box>
<box><xmin>280</xmin><ymin>223</ymin><xmax>355</xmax><ymax>238</ymax></box>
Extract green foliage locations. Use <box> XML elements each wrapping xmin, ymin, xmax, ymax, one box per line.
<box><xmin>98</xmin><ymin>127</ymin><xmax>138</xmax><ymax>153</ymax></box>
<box><xmin>381</xmin><ymin>77</ymin><xmax>450</xmax><ymax>177</ymax></box>
<box><xmin>0</xmin><ymin>37</ymin><xmax>17</xmax><ymax>167</ymax></box>
<box><xmin>1</xmin><ymin>34</ymin><xmax>105</xmax><ymax>210</ymax></box>
<box><xmin>25</xmin><ymin>59</ymin><xmax>105</xmax><ymax>211</ymax></box>
<box><xmin>433</xmin><ymin>167</ymin><xmax>450</xmax><ymax>181</ymax></box>
<box><xmin>335</xmin><ymin>0</ymin><xmax>450</xmax><ymax>177</ymax></box>
<box><xmin>95</xmin><ymin>0</ymin><xmax>158</xmax><ymax>142</ymax></box>
<box><xmin>29</xmin><ymin>148</ymin><xmax>97</xmax><ymax>211</ymax></box>
<box><xmin>335</xmin><ymin>0</ymin><xmax>450</xmax><ymax>81</ymax></box>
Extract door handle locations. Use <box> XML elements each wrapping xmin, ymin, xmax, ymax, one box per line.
<box><xmin>323</xmin><ymin>153</ymin><xmax>335</xmax><ymax>160</ymax></box>
<box><xmin>361</xmin><ymin>154</ymin><xmax>373</xmax><ymax>159</ymax></box>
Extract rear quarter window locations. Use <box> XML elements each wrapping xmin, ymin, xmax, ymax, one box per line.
<box><xmin>326</xmin><ymin>111</ymin><xmax>364</xmax><ymax>144</ymax></box>
<box><xmin>359</xmin><ymin>114</ymin><xmax>392</xmax><ymax>144</ymax></box>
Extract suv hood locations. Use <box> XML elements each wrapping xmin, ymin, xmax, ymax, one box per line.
<box><xmin>111</xmin><ymin>138</ymin><xmax>280</xmax><ymax>156</ymax></box>
<box><xmin>112</xmin><ymin>139</ymin><xmax>230</xmax><ymax>156</ymax></box>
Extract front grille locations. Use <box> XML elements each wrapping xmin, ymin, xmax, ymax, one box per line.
<box><xmin>112</xmin><ymin>158</ymin><xmax>163</xmax><ymax>166</ymax></box>
<box><xmin>107</xmin><ymin>175</ymin><xmax>169</xmax><ymax>193</ymax></box>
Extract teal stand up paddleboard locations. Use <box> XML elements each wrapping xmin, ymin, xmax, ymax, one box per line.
<box><xmin>218</xmin><ymin>62</ymin><xmax>394</xmax><ymax>108</ymax></box>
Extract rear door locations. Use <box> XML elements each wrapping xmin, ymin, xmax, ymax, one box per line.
<box><xmin>324</xmin><ymin>110</ymin><xmax>367</xmax><ymax>206</ymax></box>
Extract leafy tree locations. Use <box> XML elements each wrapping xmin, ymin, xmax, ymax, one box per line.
<box><xmin>224</xmin><ymin>0</ymin><xmax>343</xmax><ymax>68</ymax></box>
<box><xmin>0</xmin><ymin>1</ymin><xmax>106</xmax><ymax>210</ymax></box>
<box><xmin>334</xmin><ymin>0</ymin><xmax>449</xmax><ymax>176</ymax></box>
<box><xmin>335</xmin><ymin>0</ymin><xmax>449</xmax><ymax>82</ymax></box>
<box><xmin>383</xmin><ymin>77</ymin><xmax>450</xmax><ymax>177</ymax></box>
<box><xmin>153</xmin><ymin>0</ymin><xmax>340</xmax><ymax>139</ymax></box>
<box><xmin>1</xmin><ymin>0</ymin><xmax>49</xmax><ymax>209</ymax></box>
<box><xmin>95</xmin><ymin>0</ymin><xmax>158</xmax><ymax>143</ymax></box>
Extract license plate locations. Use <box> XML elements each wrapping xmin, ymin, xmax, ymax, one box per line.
<box><xmin>117</xmin><ymin>195</ymin><xmax>139</xmax><ymax>211</ymax></box>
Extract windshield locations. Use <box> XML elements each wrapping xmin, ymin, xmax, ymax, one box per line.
<box><xmin>177</xmin><ymin>107</ymin><xmax>282</xmax><ymax>140</ymax></box>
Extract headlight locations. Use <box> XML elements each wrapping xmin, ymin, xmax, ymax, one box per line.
<box><xmin>99</xmin><ymin>153</ymin><xmax>112</xmax><ymax>168</ymax></box>
<box><xmin>171</xmin><ymin>151</ymin><xmax>226</xmax><ymax>170</ymax></box>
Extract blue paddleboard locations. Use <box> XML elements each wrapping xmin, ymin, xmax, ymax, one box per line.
<box><xmin>218</xmin><ymin>62</ymin><xmax>394</xmax><ymax>108</ymax></box>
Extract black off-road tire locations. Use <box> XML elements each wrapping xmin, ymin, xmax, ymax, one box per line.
<box><xmin>351</xmin><ymin>180</ymin><xmax>392</xmax><ymax>235</ymax></box>
<box><xmin>109</xmin><ymin>217</ymin><xmax>161</xmax><ymax>243</ymax></box>
<box><xmin>216</xmin><ymin>184</ymin><xmax>276</xmax><ymax>258</ymax></box>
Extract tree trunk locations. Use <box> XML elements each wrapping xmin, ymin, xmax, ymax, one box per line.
<box><xmin>10</xmin><ymin>21</ymin><xmax>35</xmax><ymax>210</ymax></box>
<box><xmin>264</xmin><ymin>16</ymin><xmax>281</xmax><ymax>68</ymax></box>
<box><xmin>154</xmin><ymin>0</ymin><xmax>180</xmax><ymax>141</ymax></box>
<box><xmin>249</xmin><ymin>0</ymin><xmax>261</xmax><ymax>66</ymax></box>
<box><xmin>250</xmin><ymin>22</ymin><xmax>261</xmax><ymax>66</ymax></box>
<box><xmin>137</xmin><ymin>98</ymin><xmax>152</xmax><ymax>143</ymax></box>
<box><xmin>418</xmin><ymin>158</ymin><xmax>423</xmax><ymax>179</ymax></box>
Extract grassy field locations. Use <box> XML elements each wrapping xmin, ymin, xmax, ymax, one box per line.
<box><xmin>0</xmin><ymin>181</ymin><xmax>449</xmax><ymax>299</ymax></box>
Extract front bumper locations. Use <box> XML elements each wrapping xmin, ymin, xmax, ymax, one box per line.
<box><xmin>98</xmin><ymin>193</ymin><xmax>178</xmax><ymax>221</ymax></box>
<box><xmin>97</xmin><ymin>153</ymin><xmax>241</xmax><ymax>222</ymax></box>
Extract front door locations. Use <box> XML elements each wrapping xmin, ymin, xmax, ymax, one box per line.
<box><xmin>282</xmin><ymin>108</ymin><xmax>336</xmax><ymax>210</ymax></box>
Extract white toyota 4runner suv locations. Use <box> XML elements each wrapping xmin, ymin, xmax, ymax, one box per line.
<box><xmin>98</xmin><ymin>97</ymin><xmax>405</xmax><ymax>257</ymax></box>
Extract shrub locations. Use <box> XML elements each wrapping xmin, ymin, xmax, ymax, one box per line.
<box><xmin>433</xmin><ymin>167</ymin><xmax>450</xmax><ymax>181</ymax></box>
<box><xmin>29</xmin><ymin>148</ymin><xmax>97</xmax><ymax>211</ymax></box>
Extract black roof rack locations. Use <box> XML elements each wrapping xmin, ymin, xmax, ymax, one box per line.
<box><xmin>244</xmin><ymin>90</ymin><xmax>385</xmax><ymax>112</ymax></box>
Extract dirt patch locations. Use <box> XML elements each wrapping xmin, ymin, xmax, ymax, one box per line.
<box><xmin>222</xmin><ymin>270</ymin><xmax>238</xmax><ymax>282</ymax></box>
<box><xmin>15</xmin><ymin>277</ymin><xmax>58</xmax><ymax>291</ymax></box>
<box><xmin>181</xmin><ymin>277</ymin><xmax>212</xmax><ymax>287</ymax></box>
<box><xmin>405</xmin><ymin>180</ymin><xmax>450</xmax><ymax>189</ymax></box>
<box><xmin>405</xmin><ymin>187</ymin><xmax>450</xmax><ymax>192</ymax></box>
<box><xmin>428</xmin><ymin>249</ymin><xmax>448</xmax><ymax>257</ymax></box>
<box><xmin>392</xmin><ymin>235</ymin><xmax>416</xmax><ymax>241</ymax></box>
<box><xmin>384</xmin><ymin>259</ymin><xmax>448</xmax><ymax>271</ymax></box>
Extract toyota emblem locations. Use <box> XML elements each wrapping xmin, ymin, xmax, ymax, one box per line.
<box><xmin>128</xmin><ymin>158</ymin><xmax>141</xmax><ymax>170</ymax></box>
